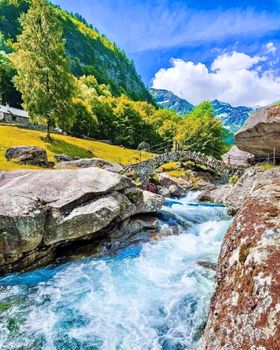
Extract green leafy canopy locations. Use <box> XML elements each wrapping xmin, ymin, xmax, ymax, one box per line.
<box><xmin>11</xmin><ymin>0</ymin><xmax>76</xmax><ymax>134</ymax></box>
<box><xmin>176</xmin><ymin>101</ymin><xmax>228</xmax><ymax>158</ymax></box>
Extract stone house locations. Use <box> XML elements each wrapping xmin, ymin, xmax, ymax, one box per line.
<box><xmin>0</xmin><ymin>104</ymin><xmax>29</xmax><ymax>125</ymax></box>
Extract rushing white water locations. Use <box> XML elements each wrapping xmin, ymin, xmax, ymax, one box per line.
<box><xmin>0</xmin><ymin>193</ymin><xmax>231</xmax><ymax>350</ymax></box>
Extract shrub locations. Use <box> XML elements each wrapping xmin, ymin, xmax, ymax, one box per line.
<box><xmin>229</xmin><ymin>174</ymin><xmax>240</xmax><ymax>186</ymax></box>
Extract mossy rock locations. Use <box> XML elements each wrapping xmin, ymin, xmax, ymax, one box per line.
<box><xmin>0</xmin><ymin>301</ymin><xmax>14</xmax><ymax>313</ymax></box>
<box><xmin>125</xmin><ymin>188</ymin><xmax>143</xmax><ymax>204</ymax></box>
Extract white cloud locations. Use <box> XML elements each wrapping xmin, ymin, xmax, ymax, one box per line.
<box><xmin>152</xmin><ymin>49</ymin><xmax>280</xmax><ymax>107</ymax></box>
<box><xmin>265</xmin><ymin>42</ymin><xmax>277</xmax><ymax>54</ymax></box>
<box><xmin>211</xmin><ymin>51</ymin><xmax>265</xmax><ymax>71</ymax></box>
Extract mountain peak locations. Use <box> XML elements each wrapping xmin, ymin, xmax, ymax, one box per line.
<box><xmin>150</xmin><ymin>88</ymin><xmax>254</xmax><ymax>136</ymax></box>
<box><xmin>149</xmin><ymin>88</ymin><xmax>194</xmax><ymax>115</ymax></box>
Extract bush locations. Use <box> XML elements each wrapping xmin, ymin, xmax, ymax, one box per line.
<box><xmin>258</xmin><ymin>164</ymin><xmax>277</xmax><ymax>171</ymax></box>
<box><xmin>229</xmin><ymin>174</ymin><xmax>240</xmax><ymax>186</ymax></box>
<box><xmin>159</xmin><ymin>162</ymin><xmax>179</xmax><ymax>172</ymax></box>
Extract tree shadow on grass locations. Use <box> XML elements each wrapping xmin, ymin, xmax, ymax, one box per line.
<box><xmin>44</xmin><ymin>137</ymin><xmax>94</xmax><ymax>159</ymax></box>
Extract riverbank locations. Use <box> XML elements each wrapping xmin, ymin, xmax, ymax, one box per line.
<box><xmin>202</xmin><ymin>167</ymin><xmax>280</xmax><ymax>349</ymax></box>
<box><xmin>1</xmin><ymin>148</ymin><xmax>279</xmax><ymax>348</ymax></box>
<box><xmin>0</xmin><ymin>193</ymin><xmax>230</xmax><ymax>349</ymax></box>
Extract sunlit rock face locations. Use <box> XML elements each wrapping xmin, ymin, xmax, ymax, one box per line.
<box><xmin>0</xmin><ymin>167</ymin><xmax>163</xmax><ymax>275</ymax></box>
<box><xmin>221</xmin><ymin>146</ymin><xmax>254</xmax><ymax>167</ymax></box>
<box><xmin>235</xmin><ymin>105</ymin><xmax>280</xmax><ymax>159</ymax></box>
<box><xmin>202</xmin><ymin>178</ymin><xmax>280</xmax><ymax>349</ymax></box>
<box><xmin>199</xmin><ymin>167</ymin><xmax>280</xmax><ymax>215</ymax></box>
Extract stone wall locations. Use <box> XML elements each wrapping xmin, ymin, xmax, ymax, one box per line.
<box><xmin>3</xmin><ymin>114</ymin><xmax>29</xmax><ymax>126</ymax></box>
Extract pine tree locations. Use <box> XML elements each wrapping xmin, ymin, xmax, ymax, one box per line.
<box><xmin>11</xmin><ymin>0</ymin><xmax>76</xmax><ymax>138</ymax></box>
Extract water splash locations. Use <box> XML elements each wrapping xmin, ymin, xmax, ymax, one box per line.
<box><xmin>0</xmin><ymin>193</ymin><xmax>231</xmax><ymax>350</ymax></box>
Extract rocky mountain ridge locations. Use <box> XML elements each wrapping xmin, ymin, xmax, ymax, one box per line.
<box><xmin>211</xmin><ymin>99</ymin><xmax>253</xmax><ymax>134</ymax></box>
<box><xmin>150</xmin><ymin>88</ymin><xmax>253</xmax><ymax>135</ymax></box>
<box><xmin>149</xmin><ymin>88</ymin><xmax>194</xmax><ymax>115</ymax></box>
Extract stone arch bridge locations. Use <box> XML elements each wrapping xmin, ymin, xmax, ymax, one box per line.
<box><xmin>124</xmin><ymin>150</ymin><xmax>244</xmax><ymax>185</ymax></box>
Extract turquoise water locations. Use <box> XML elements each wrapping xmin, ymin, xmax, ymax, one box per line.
<box><xmin>0</xmin><ymin>193</ymin><xmax>231</xmax><ymax>350</ymax></box>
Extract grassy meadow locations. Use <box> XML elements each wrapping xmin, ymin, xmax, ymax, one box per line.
<box><xmin>0</xmin><ymin>125</ymin><xmax>152</xmax><ymax>170</ymax></box>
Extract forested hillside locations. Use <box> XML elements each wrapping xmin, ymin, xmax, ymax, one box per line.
<box><xmin>0</xmin><ymin>0</ymin><xmax>153</xmax><ymax>105</ymax></box>
<box><xmin>0</xmin><ymin>0</ymin><xmax>227</xmax><ymax>157</ymax></box>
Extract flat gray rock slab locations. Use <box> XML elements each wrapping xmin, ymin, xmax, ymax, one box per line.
<box><xmin>0</xmin><ymin>167</ymin><xmax>163</xmax><ymax>273</ymax></box>
<box><xmin>0</xmin><ymin>167</ymin><xmax>132</xmax><ymax>214</ymax></box>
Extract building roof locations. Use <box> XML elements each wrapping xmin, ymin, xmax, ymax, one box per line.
<box><xmin>0</xmin><ymin>104</ymin><xmax>29</xmax><ymax>118</ymax></box>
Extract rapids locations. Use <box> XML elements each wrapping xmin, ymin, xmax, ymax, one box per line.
<box><xmin>0</xmin><ymin>193</ymin><xmax>231</xmax><ymax>350</ymax></box>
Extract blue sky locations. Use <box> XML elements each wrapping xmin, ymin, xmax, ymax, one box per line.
<box><xmin>52</xmin><ymin>0</ymin><xmax>280</xmax><ymax>106</ymax></box>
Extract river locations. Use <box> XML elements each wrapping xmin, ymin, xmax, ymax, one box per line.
<box><xmin>0</xmin><ymin>193</ymin><xmax>231</xmax><ymax>350</ymax></box>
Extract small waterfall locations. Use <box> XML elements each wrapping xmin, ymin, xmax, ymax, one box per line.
<box><xmin>0</xmin><ymin>193</ymin><xmax>231</xmax><ymax>350</ymax></box>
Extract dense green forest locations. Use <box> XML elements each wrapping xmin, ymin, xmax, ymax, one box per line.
<box><xmin>0</xmin><ymin>0</ymin><xmax>153</xmax><ymax>106</ymax></box>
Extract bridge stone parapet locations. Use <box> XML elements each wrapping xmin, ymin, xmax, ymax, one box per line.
<box><xmin>124</xmin><ymin>150</ymin><xmax>244</xmax><ymax>185</ymax></box>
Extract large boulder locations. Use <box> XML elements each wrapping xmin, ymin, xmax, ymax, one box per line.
<box><xmin>0</xmin><ymin>167</ymin><xmax>163</xmax><ymax>274</ymax></box>
<box><xmin>145</xmin><ymin>181</ymin><xmax>158</xmax><ymax>193</ymax></box>
<box><xmin>5</xmin><ymin>146</ymin><xmax>48</xmax><ymax>166</ymax></box>
<box><xmin>158</xmin><ymin>187</ymin><xmax>171</xmax><ymax>197</ymax></box>
<box><xmin>199</xmin><ymin>167</ymin><xmax>280</xmax><ymax>214</ymax></box>
<box><xmin>137</xmin><ymin>141</ymin><xmax>150</xmax><ymax>151</ymax></box>
<box><xmin>202</xmin><ymin>178</ymin><xmax>280</xmax><ymax>349</ymax></box>
<box><xmin>198</xmin><ymin>185</ymin><xmax>232</xmax><ymax>205</ymax></box>
<box><xmin>158</xmin><ymin>173</ymin><xmax>189</xmax><ymax>187</ymax></box>
<box><xmin>225</xmin><ymin>167</ymin><xmax>280</xmax><ymax>212</ymax></box>
<box><xmin>169</xmin><ymin>184</ymin><xmax>184</xmax><ymax>197</ymax></box>
<box><xmin>55</xmin><ymin>157</ymin><xmax>123</xmax><ymax>173</ymax></box>
<box><xmin>117</xmin><ymin>215</ymin><xmax>158</xmax><ymax>236</ymax></box>
<box><xmin>222</xmin><ymin>146</ymin><xmax>254</xmax><ymax>167</ymax></box>
<box><xmin>156</xmin><ymin>173</ymin><xmax>186</xmax><ymax>198</ymax></box>
<box><xmin>235</xmin><ymin>105</ymin><xmax>280</xmax><ymax>159</ymax></box>
<box><xmin>54</xmin><ymin>154</ymin><xmax>80</xmax><ymax>162</ymax></box>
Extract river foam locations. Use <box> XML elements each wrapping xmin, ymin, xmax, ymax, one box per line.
<box><xmin>0</xmin><ymin>193</ymin><xmax>231</xmax><ymax>350</ymax></box>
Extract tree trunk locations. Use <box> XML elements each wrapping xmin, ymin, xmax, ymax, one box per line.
<box><xmin>46</xmin><ymin>116</ymin><xmax>51</xmax><ymax>140</ymax></box>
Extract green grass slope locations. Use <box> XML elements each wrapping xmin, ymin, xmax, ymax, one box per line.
<box><xmin>0</xmin><ymin>0</ymin><xmax>153</xmax><ymax>103</ymax></box>
<box><xmin>0</xmin><ymin>125</ymin><xmax>152</xmax><ymax>170</ymax></box>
